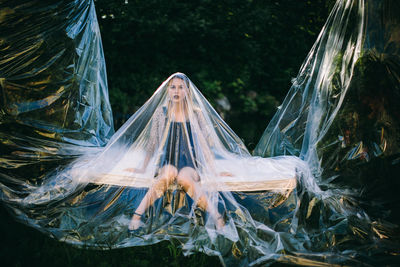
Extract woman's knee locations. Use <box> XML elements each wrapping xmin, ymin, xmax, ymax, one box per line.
<box><xmin>177</xmin><ymin>168</ymin><xmax>199</xmax><ymax>196</ymax></box>
<box><xmin>160</xmin><ymin>165</ymin><xmax>178</xmax><ymax>183</ymax></box>
<box><xmin>177</xmin><ymin>167</ymin><xmax>199</xmax><ymax>182</ymax></box>
<box><xmin>176</xmin><ymin>175</ymin><xmax>192</xmax><ymax>188</ymax></box>
<box><xmin>197</xmin><ymin>195</ymin><xmax>208</xmax><ymax>210</ymax></box>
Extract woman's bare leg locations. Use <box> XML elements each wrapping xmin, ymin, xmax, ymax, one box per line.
<box><xmin>176</xmin><ymin>167</ymin><xmax>198</xmax><ymax>197</ymax></box>
<box><xmin>177</xmin><ymin>167</ymin><xmax>224</xmax><ymax>229</ymax></box>
<box><xmin>129</xmin><ymin>164</ymin><xmax>177</xmax><ymax>230</ymax></box>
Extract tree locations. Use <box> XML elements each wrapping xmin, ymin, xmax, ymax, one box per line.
<box><xmin>95</xmin><ymin>0</ymin><xmax>329</xmax><ymax>149</ymax></box>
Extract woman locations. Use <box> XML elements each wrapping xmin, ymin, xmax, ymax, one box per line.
<box><xmin>126</xmin><ymin>74</ymin><xmax>227</xmax><ymax>231</ymax></box>
<box><xmin>116</xmin><ymin>73</ymin><xmax>300</xmax><ymax>234</ymax></box>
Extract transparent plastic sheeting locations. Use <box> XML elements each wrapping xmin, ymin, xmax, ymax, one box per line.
<box><xmin>0</xmin><ymin>2</ymin><xmax>398</xmax><ymax>267</ymax></box>
<box><xmin>0</xmin><ymin>0</ymin><xmax>114</xmax><ymax>148</ymax></box>
<box><xmin>0</xmin><ymin>0</ymin><xmax>114</xmax><ymax>241</ymax></box>
<box><xmin>255</xmin><ymin>0</ymin><xmax>400</xmax><ymax>264</ymax></box>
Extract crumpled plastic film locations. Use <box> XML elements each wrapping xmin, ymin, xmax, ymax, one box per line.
<box><xmin>0</xmin><ymin>2</ymin><xmax>318</xmax><ymax>265</ymax></box>
<box><xmin>256</xmin><ymin>0</ymin><xmax>400</xmax><ymax>264</ymax></box>
<box><xmin>1</xmin><ymin>0</ymin><xmax>399</xmax><ymax>266</ymax></box>
<box><xmin>0</xmin><ymin>0</ymin><xmax>114</xmax><ymax>185</ymax></box>
<box><xmin>0</xmin><ymin>0</ymin><xmax>114</xmax><ymax>250</ymax></box>
<box><xmin>0</xmin><ymin>0</ymin><xmax>114</xmax><ymax>144</ymax></box>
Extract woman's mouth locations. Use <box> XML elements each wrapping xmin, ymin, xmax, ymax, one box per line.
<box><xmin>173</xmin><ymin>95</ymin><xmax>179</xmax><ymax>99</ymax></box>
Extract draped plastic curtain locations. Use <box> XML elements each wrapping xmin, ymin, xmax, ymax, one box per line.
<box><xmin>255</xmin><ymin>0</ymin><xmax>400</xmax><ymax>264</ymax></box>
<box><xmin>0</xmin><ymin>0</ymin><xmax>114</xmax><ymax>194</ymax></box>
<box><xmin>255</xmin><ymin>0</ymin><xmax>400</xmax><ymax>180</ymax></box>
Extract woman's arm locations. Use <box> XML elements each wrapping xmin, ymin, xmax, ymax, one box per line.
<box><xmin>125</xmin><ymin>107</ymin><xmax>165</xmax><ymax>174</ymax></box>
<box><xmin>194</xmin><ymin>108</ymin><xmax>215</xmax><ymax>146</ymax></box>
<box><xmin>125</xmin><ymin>152</ymin><xmax>152</xmax><ymax>174</ymax></box>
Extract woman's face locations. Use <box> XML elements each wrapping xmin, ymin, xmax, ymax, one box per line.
<box><xmin>168</xmin><ymin>77</ymin><xmax>187</xmax><ymax>104</ymax></box>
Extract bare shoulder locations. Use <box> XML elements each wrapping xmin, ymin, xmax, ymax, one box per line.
<box><xmin>193</xmin><ymin>107</ymin><xmax>212</xmax><ymax>129</ymax></box>
<box><xmin>192</xmin><ymin>106</ymin><xmax>204</xmax><ymax>118</ymax></box>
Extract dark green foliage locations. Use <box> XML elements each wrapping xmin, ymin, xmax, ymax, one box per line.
<box><xmin>95</xmin><ymin>0</ymin><xmax>329</xmax><ymax>149</ymax></box>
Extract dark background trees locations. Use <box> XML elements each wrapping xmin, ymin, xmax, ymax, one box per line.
<box><xmin>95</xmin><ymin>0</ymin><xmax>331</xmax><ymax>149</ymax></box>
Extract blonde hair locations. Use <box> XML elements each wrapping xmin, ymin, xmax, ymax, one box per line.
<box><xmin>167</xmin><ymin>73</ymin><xmax>190</xmax><ymax>89</ymax></box>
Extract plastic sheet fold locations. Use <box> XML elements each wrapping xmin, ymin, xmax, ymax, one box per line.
<box><xmin>0</xmin><ymin>0</ymin><xmax>113</xmax><ymax>197</ymax></box>
<box><xmin>256</xmin><ymin>0</ymin><xmax>400</xmax><ymax>264</ymax></box>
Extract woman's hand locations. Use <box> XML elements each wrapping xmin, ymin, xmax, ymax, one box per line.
<box><xmin>219</xmin><ymin>171</ymin><xmax>234</xmax><ymax>177</ymax></box>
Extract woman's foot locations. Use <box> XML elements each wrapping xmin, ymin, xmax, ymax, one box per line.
<box><xmin>215</xmin><ymin>214</ymin><xmax>225</xmax><ymax>230</ymax></box>
<box><xmin>128</xmin><ymin>212</ymin><xmax>145</xmax><ymax>231</ymax></box>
